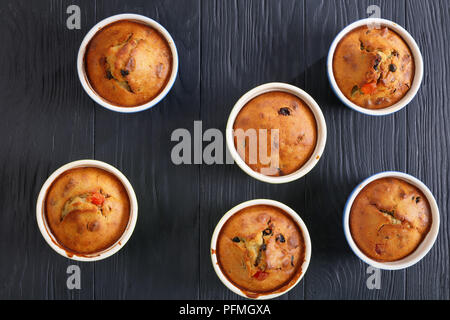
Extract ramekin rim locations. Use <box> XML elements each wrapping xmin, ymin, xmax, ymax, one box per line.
<box><xmin>36</xmin><ymin>159</ymin><xmax>138</xmax><ymax>261</ymax></box>
<box><xmin>225</xmin><ymin>82</ymin><xmax>327</xmax><ymax>184</ymax></box>
<box><xmin>77</xmin><ymin>13</ymin><xmax>179</xmax><ymax>113</ymax></box>
<box><xmin>342</xmin><ymin>171</ymin><xmax>440</xmax><ymax>270</ymax></box>
<box><xmin>327</xmin><ymin>17</ymin><xmax>424</xmax><ymax>116</ymax></box>
<box><xmin>210</xmin><ymin>199</ymin><xmax>312</xmax><ymax>299</ymax></box>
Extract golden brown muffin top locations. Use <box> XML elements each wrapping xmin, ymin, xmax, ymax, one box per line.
<box><xmin>45</xmin><ymin>167</ymin><xmax>130</xmax><ymax>254</ymax></box>
<box><xmin>216</xmin><ymin>205</ymin><xmax>305</xmax><ymax>295</ymax></box>
<box><xmin>233</xmin><ymin>91</ymin><xmax>317</xmax><ymax>176</ymax></box>
<box><xmin>333</xmin><ymin>26</ymin><xmax>414</xmax><ymax>109</ymax></box>
<box><xmin>350</xmin><ymin>178</ymin><xmax>431</xmax><ymax>262</ymax></box>
<box><xmin>85</xmin><ymin>20</ymin><xmax>172</xmax><ymax>107</ymax></box>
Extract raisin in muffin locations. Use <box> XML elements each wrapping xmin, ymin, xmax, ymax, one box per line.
<box><xmin>350</xmin><ymin>178</ymin><xmax>431</xmax><ymax>261</ymax></box>
<box><xmin>85</xmin><ymin>20</ymin><xmax>172</xmax><ymax>107</ymax></box>
<box><xmin>45</xmin><ymin>167</ymin><xmax>130</xmax><ymax>254</ymax></box>
<box><xmin>233</xmin><ymin>91</ymin><xmax>317</xmax><ymax>176</ymax></box>
<box><xmin>217</xmin><ymin>205</ymin><xmax>305</xmax><ymax>295</ymax></box>
<box><xmin>333</xmin><ymin>26</ymin><xmax>414</xmax><ymax>109</ymax></box>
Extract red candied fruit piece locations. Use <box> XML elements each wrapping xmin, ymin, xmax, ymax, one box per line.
<box><xmin>253</xmin><ymin>270</ymin><xmax>269</xmax><ymax>281</ymax></box>
<box><xmin>361</xmin><ymin>82</ymin><xmax>377</xmax><ymax>94</ymax></box>
<box><xmin>89</xmin><ymin>192</ymin><xmax>105</xmax><ymax>206</ymax></box>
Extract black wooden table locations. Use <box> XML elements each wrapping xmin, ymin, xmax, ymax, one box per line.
<box><xmin>0</xmin><ymin>0</ymin><xmax>448</xmax><ymax>300</ymax></box>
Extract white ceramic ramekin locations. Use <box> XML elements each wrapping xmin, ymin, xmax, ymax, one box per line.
<box><xmin>77</xmin><ymin>13</ymin><xmax>179</xmax><ymax>113</ymax></box>
<box><xmin>327</xmin><ymin>18</ymin><xmax>423</xmax><ymax>116</ymax></box>
<box><xmin>343</xmin><ymin>171</ymin><xmax>439</xmax><ymax>270</ymax></box>
<box><xmin>226</xmin><ymin>83</ymin><xmax>327</xmax><ymax>184</ymax></box>
<box><xmin>36</xmin><ymin>160</ymin><xmax>138</xmax><ymax>261</ymax></box>
<box><xmin>211</xmin><ymin>199</ymin><xmax>312</xmax><ymax>299</ymax></box>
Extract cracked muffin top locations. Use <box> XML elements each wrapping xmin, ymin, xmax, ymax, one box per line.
<box><xmin>85</xmin><ymin>20</ymin><xmax>172</xmax><ymax>107</ymax></box>
<box><xmin>233</xmin><ymin>91</ymin><xmax>317</xmax><ymax>176</ymax></box>
<box><xmin>216</xmin><ymin>205</ymin><xmax>305</xmax><ymax>295</ymax></box>
<box><xmin>350</xmin><ymin>178</ymin><xmax>431</xmax><ymax>262</ymax></box>
<box><xmin>333</xmin><ymin>26</ymin><xmax>414</xmax><ymax>109</ymax></box>
<box><xmin>45</xmin><ymin>167</ymin><xmax>130</xmax><ymax>254</ymax></box>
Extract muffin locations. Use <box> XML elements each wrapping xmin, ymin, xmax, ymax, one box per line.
<box><xmin>333</xmin><ymin>26</ymin><xmax>414</xmax><ymax>109</ymax></box>
<box><xmin>45</xmin><ymin>167</ymin><xmax>130</xmax><ymax>254</ymax></box>
<box><xmin>216</xmin><ymin>205</ymin><xmax>305</xmax><ymax>296</ymax></box>
<box><xmin>350</xmin><ymin>178</ymin><xmax>431</xmax><ymax>261</ymax></box>
<box><xmin>233</xmin><ymin>91</ymin><xmax>317</xmax><ymax>176</ymax></box>
<box><xmin>85</xmin><ymin>20</ymin><xmax>172</xmax><ymax>107</ymax></box>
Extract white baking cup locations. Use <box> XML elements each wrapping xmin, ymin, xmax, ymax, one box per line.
<box><xmin>343</xmin><ymin>171</ymin><xmax>439</xmax><ymax>270</ymax></box>
<box><xmin>77</xmin><ymin>13</ymin><xmax>179</xmax><ymax>113</ymax></box>
<box><xmin>226</xmin><ymin>83</ymin><xmax>327</xmax><ymax>184</ymax></box>
<box><xmin>211</xmin><ymin>199</ymin><xmax>312</xmax><ymax>299</ymax></box>
<box><xmin>36</xmin><ymin>160</ymin><xmax>138</xmax><ymax>261</ymax></box>
<box><xmin>327</xmin><ymin>18</ymin><xmax>423</xmax><ymax>116</ymax></box>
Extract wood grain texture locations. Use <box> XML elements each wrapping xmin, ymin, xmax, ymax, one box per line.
<box><xmin>405</xmin><ymin>0</ymin><xmax>450</xmax><ymax>300</ymax></box>
<box><xmin>0</xmin><ymin>0</ymin><xmax>448</xmax><ymax>300</ymax></box>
